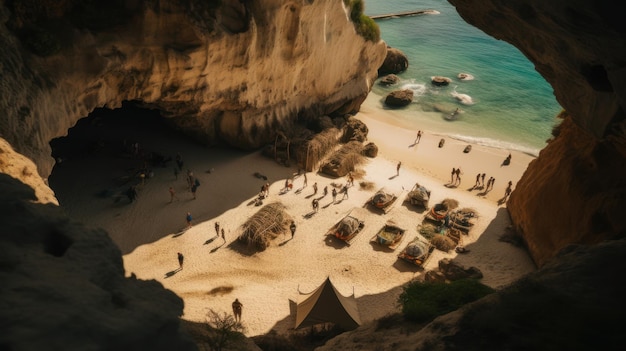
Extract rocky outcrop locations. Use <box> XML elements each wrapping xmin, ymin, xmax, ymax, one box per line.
<box><xmin>378</xmin><ymin>74</ymin><xmax>400</xmax><ymax>86</ymax></box>
<box><xmin>431</xmin><ymin>76</ymin><xmax>452</xmax><ymax>86</ymax></box>
<box><xmin>0</xmin><ymin>0</ymin><xmax>387</xmax><ymax>177</ymax></box>
<box><xmin>449</xmin><ymin>0</ymin><xmax>626</xmax><ymax>267</ymax></box>
<box><xmin>0</xmin><ymin>173</ymin><xmax>196</xmax><ymax>350</ymax></box>
<box><xmin>378</xmin><ymin>47</ymin><xmax>409</xmax><ymax>75</ymax></box>
<box><xmin>384</xmin><ymin>89</ymin><xmax>414</xmax><ymax>107</ymax></box>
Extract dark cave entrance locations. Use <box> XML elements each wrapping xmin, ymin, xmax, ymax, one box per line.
<box><xmin>46</xmin><ymin>101</ymin><xmax>268</xmax><ymax>255</ymax></box>
<box><xmin>46</xmin><ymin>101</ymin><xmax>201</xmax><ymax>253</ymax></box>
<box><xmin>48</xmin><ymin>101</ymin><xmax>182</xmax><ymax>205</ymax></box>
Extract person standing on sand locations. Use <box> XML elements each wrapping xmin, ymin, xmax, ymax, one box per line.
<box><xmin>177</xmin><ymin>252</ymin><xmax>184</xmax><ymax>270</ymax></box>
<box><xmin>396</xmin><ymin>161</ymin><xmax>402</xmax><ymax>176</ymax></box>
<box><xmin>332</xmin><ymin>188</ymin><xmax>337</xmax><ymax>203</ymax></box>
<box><xmin>455</xmin><ymin>168</ymin><xmax>462</xmax><ymax>185</ymax></box>
<box><xmin>474</xmin><ymin>174</ymin><xmax>481</xmax><ymax>187</ymax></box>
<box><xmin>481</xmin><ymin>173</ymin><xmax>486</xmax><ymax>186</ymax></box>
<box><xmin>221</xmin><ymin>228</ymin><xmax>225</xmax><ymax>242</ymax></box>
<box><xmin>323</xmin><ymin>186</ymin><xmax>328</xmax><ymax>197</ymax></box>
<box><xmin>313</xmin><ymin>182</ymin><xmax>318</xmax><ymax>195</ymax></box>
<box><xmin>215</xmin><ymin>222</ymin><xmax>220</xmax><ymax>237</ymax></box>
<box><xmin>232</xmin><ymin>298</ymin><xmax>243</xmax><ymax>322</ymax></box>
<box><xmin>415</xmin><ymin>130</ymin><xmax>422</xmax><ymax>143</ymax></box>
<box><xmin>290</xmin><ymin>220</ymin><xmax>296</xmax><ymax>238</ymax></box>
<box><xmin>342</xmin><ymin>185</ymin><xmax>349</xmax><ymax>200</ymax></box>
<box><xmin>186</xmin><ymin>212</ymin><xmax>193</xmax><ymax>228</ymax></box>
<box><xmin>312</xmin><ymin>198</ymin><xmax>319</xmax><ymax>212</ymax></box>
<box><xmin>169</xmin><ymin>186</ymin><xmax>179</xmax><ymax>203</ymax></box>
<box><xmin>303</xmin><ymin>173</ymin><xmax>308</xmax><ymax>187</ymax></box>
<box><xmin>450</xmin><ymin>168</ymin><xmax>456</xmax><ymax>184</ymax></box>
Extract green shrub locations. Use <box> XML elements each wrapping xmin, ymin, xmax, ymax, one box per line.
<box><xmin>398</xmin><ymin>279</ymin><xmax>495</xmax><ymax>323</ymax></box>
<box><xmin>347</xmin><ymin>0</ymin><xmax>380</xmax><ymax>43</ymax></box>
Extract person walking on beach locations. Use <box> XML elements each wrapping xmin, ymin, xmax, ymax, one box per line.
<box><xmin>323</xmin><ymin>186</ymin><xmax>328</xmax><ymax>197</ymax></box>
<box><xmin>221</xmin><ymin>228</ymin><xmax>225</xmax><ymax>242</ymax></box>
<box><xmin>342</xmin><ymin>185</ymin><xmax>349</xmax><ymax>200</ymax></box>
<box><xmin>474</xmin><ymin>173</ymin><xmax>481</xmax><ymax>187</ymax></box>
<box><xmin>332</xmin><ymin>188</ymin><xmax>337</xmax><ymax>203</ymax></box>
<box><xmin>186</xmin><ymin>212</ymin><xmax>193</xmax><ymax>228</ymax></box>
<box><xmin>415</xmin><ymin>130</ymin><xmax>422</xmax><ymax>144</ymax></box>
<box><xmin>481</xmin><ymin>173</ymin><xmax>486</xmax><ymax>187</ymax></box>
<box><xmin>232</xmin><ymin>298</ymin><xmax>243</xmax><ymax>322</ymax></box>
<box><xmin>289</xmin><ymin>220</ymin><xmax>296</xmax><ymax>238</ymax></box>
<box><xmin>450</xmin><ymin>168</ymin><xmax>456</xmax><ymax>184</ymax></box>
<box><xmin>504</xmin><ymin>181</ymin><xmax>513</xmax><ymax>200</ymax></box>
<box><xmin>396</xmin><ymin>161</ymin><xmax>402</xmax><ymax>176</ymax></box>
<box><xmin>312</xmin><ymin>198</ymin><xmax>319</xmax><ymax>212</ymax></box>
<box><xmin>486</xmin><ymin>177</ymin><xmax>494</xmax><ymax>191</ymax></box>
<box><xmin>313</xmin><ymin>182</ymin><xmax>318</xmax><ymax>195</ymax></box>
<box><xmin>177</xmin><ymin>252</ymin><xmax>184</xmax><ymax>270</ymax></box>
<box><xmin>215</xmin><ymin>222</ymin><xmax>220</xmax><ymax>237</ymax></box>
<box><xmin>169</xmin><ymin>186</ymin><xmax>179</xmax><ymax>203</ymax></box>
<box><xmin>455</xmin><ymin>168</ymin><xmax>462</xmax><ymax>186</ymax></box>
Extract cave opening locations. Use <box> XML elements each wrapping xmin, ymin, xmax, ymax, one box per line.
<box><xmin>47</xmin><ymin>101</ymin><xmax>198</xmax><ymax>253</ymax></box>
<box><xmin>46</xmin><ymin>101</ymin><xmax>269</xmax><ymax>255</ymax></box>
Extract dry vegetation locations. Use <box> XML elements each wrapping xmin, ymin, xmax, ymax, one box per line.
<box><xmin>238</xmin><ymin>202</ymin><xmax>292</xmax><ymax>250</ymax></box>
<box><xmin>321</xmin><ymin>141</ymin><xmax>366</xmax><ymax>177</ymax></box>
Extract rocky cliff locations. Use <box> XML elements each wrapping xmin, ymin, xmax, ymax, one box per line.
<box><xmin>0</xmin><ymin>0</ymin><xmax>385</xmax><ymax>349</ymax></box>
<box><xmin>449</xmin><ymin>0</ymin><xmax>626</xmax><ymax>267</ymax></box>
<box><xmin>0</xmin><ymin>0</ymin><xmax>386</xmax><ymax>177</ymax></box>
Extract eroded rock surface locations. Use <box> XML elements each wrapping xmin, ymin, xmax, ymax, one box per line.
<box><xmin>0</xmin><ymin>0</ymin><xmax>386</xmax><ymax>177</ymax></box>
<box><xmin>449</xmin><ymin>0</ymin><xmax>626</xmax><ymax>267</ymax></box>
<box><xmin>0</xmin><ymin>173</ymin><xmax>196</xmax><ymax>350</ymax></box>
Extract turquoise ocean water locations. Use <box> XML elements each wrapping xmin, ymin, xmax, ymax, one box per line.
<box><xmin>364</xmin><ymin>0</ymin><xmax>562</xmax><ymax>155</ymax></box>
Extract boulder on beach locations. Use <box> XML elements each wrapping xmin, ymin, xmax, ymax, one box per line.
<box><xmin>378</xmin><ymin>47</ymin><xmax>409</xmax><ymax>75</ymax></box>
<box><xmin>379</xmin><ymin>74</ymin><xmax>400</xmax><ymax>86</ymax></box>
<box><xmin>384</xmin><ymin>89</ymin><xmax>414</xmax><ymax>108</ymax></box>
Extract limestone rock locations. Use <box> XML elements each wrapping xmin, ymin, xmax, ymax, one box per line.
<box><xmin>384</xmin><ymin>89</ymin><xmax>414</xmax><ymax>107</ymax></box>
<box><xmin>447</xmin><ymin>0</ymin><xmax>626</xmax><ymax>267</ymax></box>
<box><xmin>0</xmin><ymin>0</ymin><xmax>387</xmax><ymax>177</ymax></box>
<box><xmin>379</xmin><ymin>74</ymin><xmax>400</xmax><ymax>86</ymax></box>
<box><xmin>431</xmin><ymin>76</ymin><xmax>452</xmax><ymax>86</ymax></box>
<box><xmin>378</xmin><ymin>47</ymin><xmax>409</xmax><ymax>75</ymax></box>
<box><xmin>0</xmin><ymin>174</ymin><xmax>195</xmax><ymax>350</ymax></box>
<box><xmin>342</xmin><ymin>117</ymin><xmax>369</xmax><ymax>143</ymax></box>
<box><xmin>438</xmin><ymin>258</ymin><xmax>483</xmax><ymax>281</ymax></box>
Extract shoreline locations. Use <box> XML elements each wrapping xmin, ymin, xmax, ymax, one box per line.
<box><xmin>48</xmin><ymin>101</ymin><xmax>537</xmax><ymax>337</ymax></box>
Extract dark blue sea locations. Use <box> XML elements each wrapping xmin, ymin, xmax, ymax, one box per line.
<box><xmin>365</xmin><ymin>0</ymin><xmax>562</xmax><ymax>155</ymax></box>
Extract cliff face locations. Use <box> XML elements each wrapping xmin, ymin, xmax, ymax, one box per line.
<box><xmin>449</xmin><ymin>0</ymin><xmax>626</xmax><ymax>267</ymax></box>
<box><xmin>0</xmin><ymin>0</ymin><xmax>387</xmax><ymax>177</ymax></box>
<box><xmin>0</xmin><ymin>0</ymin><xmax>385</xmax><ymax>348</ymax></box>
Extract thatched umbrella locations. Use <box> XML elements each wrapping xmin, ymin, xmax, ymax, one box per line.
<box><xmin>238</xmin><ymin>202</ymin><xmax>292</xmax><ymax>250</ymax></box>
<box><xmin>296</xmin><ymin>128</ymin><xmax>341</xmax><ymax>171</ymax></box>
<box><xmin>321</xmin><ymin>141</ymin><xmax>366</xmax><ymax>177</ymax></box>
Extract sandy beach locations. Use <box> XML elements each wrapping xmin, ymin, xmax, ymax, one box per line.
<box><xmin>48</xmin><ymin>98</ymin><xmax>537</xmax><ymax>337</ymax></box>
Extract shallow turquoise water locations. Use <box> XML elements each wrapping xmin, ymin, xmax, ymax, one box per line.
<box><xmin>364</xmin><ymin>0</ymin><xmax>562</xmax><ymax>155</ymax></box>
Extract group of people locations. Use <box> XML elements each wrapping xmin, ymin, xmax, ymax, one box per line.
<box><xmin>450</xmin><ymin>168</ymin><xmax>462</xmax><ymax>186</ymax></box>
